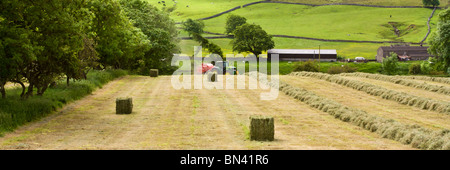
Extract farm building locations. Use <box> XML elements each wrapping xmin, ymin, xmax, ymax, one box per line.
<box><xmin>376</xmin><ymin>45</ymin><xmax>433</xmax><ymax>62</ymax></box>
<box><xmin>267</xmin><ymin>49</ymin><xmax>337</xmax><ymax>62</ymax></box>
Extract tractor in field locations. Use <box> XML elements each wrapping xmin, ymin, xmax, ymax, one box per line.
<box><xmin>197</xmin><ymin>61</ymin><xmax>238</xmax><ymax>75</ymax></box>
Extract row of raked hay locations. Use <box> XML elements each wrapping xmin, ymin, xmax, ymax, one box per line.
<box><xmin>289</xmin><ymin>72</ymin><xmax>450</xmax><ymax>114</ymax></box>
<box><xmin>249</xmin><ymin>72</ymin><xmax>449</xmax><ymax>150</ymax></box>
<box><xmin>339</xmin><ymin>72</ymin><xmax>450</xmax><ymax>95</ymax></box>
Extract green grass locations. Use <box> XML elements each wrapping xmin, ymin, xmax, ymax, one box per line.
<box><xmin>203</xmin><ymin>3</ymin><xmax>440</xmax><ymax>42</ymax></box>
<box><xmin>179</xmin><ymin>37</ymin><xmax>388</xmax><ymax>59</ymax></box>
<box><xmin>0</xmin><ymin>69</ymin><xmax>128</xmax><ymax>135</ymax></box>
<box><xmin>275</xmin><ymin>0</ymin><xmax>448</xmax><ymax>7</ymax></box>
<box><xmin>146</xmin><ymin>0</ymin><xmax>260</xmax><ymax>22</ymax></box>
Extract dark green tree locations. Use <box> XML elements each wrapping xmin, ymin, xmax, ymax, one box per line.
<box><xmin>231</xmin><ymin>24</ymin><xmax>275</xmax><ymax>60</ymax></box>
<box><xmin>422</xmin><ymin>0</ymin><xmax>440</xmax><ymax>7</ymax></box>
<box><xmin>428</xmin><ymin>8</ymin><xmax>450</xmax><ymax>71</ymax></box>
<box><xmin>382</xmin><ymin>52</ymin><xmax>399</xmax><ymax>75</ymax></box>
<box><xmin>88</xmin><ymin>0</ymin><xmax>150</xmax><ymax>70</ymax></box>
<box><xmin>182</xmin><ymin>19</ymin><xmax>205</xmax><ymax>36</ymax></box>
<box><xmin>225</xmin><ymin>14</ymin><xmax>247</xmax><ymax>35</ymax></box>
<box><xmin>0</xmin><ymin>0</ymin><xmax>95</xmax><ymax>97</ymax></box>
<box><xmin>120</xmin><ymin>0</ymin><xmax>179</xmax><ymax>75</ymax></box>
<box><xmin>0</xmin><ymin>23</ymin><xmax>41</xmax><ymax>98</ymax></box>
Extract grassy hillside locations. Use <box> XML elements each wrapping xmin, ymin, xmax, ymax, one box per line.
<box><xmin>203</xmin><ymin>4</ymin><xmax>439</xmax><ymax>42</ymax></box>
<box><xmin>146</xmin><ymin>0</ymin><xmax>260</xmax><ymax>22</ymax></box>
<box><xmin>179</xmin><ymin>37</ymin><xmax>387</xmax><ymax>59</ymax></box>
<box><xmin>276</xmin><ymin>0</ymin><xmax>449</xmax><ymax>6</ymax></box>
<box><xmin>167</xmin><ymin>0</ymin><xmax>442</xmax><ymax>59</ymax></box>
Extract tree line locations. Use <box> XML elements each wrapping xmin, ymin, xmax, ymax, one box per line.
<box><xmin>0</xmin><ymin>0</ymin><xmax>179</xmax><ymax>99</ymax></box>
<box><xmin>182</xmin><ymin>14</ymin><xmax>274</xmax><ymax>60</ymax></box>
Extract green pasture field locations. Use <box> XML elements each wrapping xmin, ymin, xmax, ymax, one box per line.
<box><xmin>202</xmin><ymin>3</ymin><xmax>440</xmax><ymax>42</ymax></box>
<box><xmin>178</xmin><ymin>37</ymin><xmax>388</xmax><ymax>59</ymax></box>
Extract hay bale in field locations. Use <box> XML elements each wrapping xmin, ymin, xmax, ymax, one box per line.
<box><xmin>116</xmin><ymin>97</ymin><xmax>133</xmax><ymax>114</ymax></box>
<box><xmin>150</xmin><ymin>69</ymin><xmax>159</xmax><ymax>77</ymax></box>
<box><xmin>207</xmin><ymin>72</ymin><xmax>217</xmax><ymax>82</ymax></box>
<box><xmin>249</xmin><ymin>115</ymin><xmax>274</xmax><ymax>141</ymax></box>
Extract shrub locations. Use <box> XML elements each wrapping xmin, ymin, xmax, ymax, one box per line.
<box><xmin>382</xmin><ymin>52</ymin><xmax>399</xmax><ymax>75</ymax></box>
<box><xmin>327</xmin><ymin>65</ymin><xmax>357</xmax><ymax>74</ymax></box>
<box><xmin>429</xmin><ymin>71</ymin><xmax>446</xmax><ymax>75</ymax></box>
<box><xmin>409</xmin><ymin>63</ymin><xmax>422</xmax><ymax>75</ymax></box>
<box><xmin>293</xmin><ymin>60</ymin><xmax>320</xmax><ymax>72</ymax></box>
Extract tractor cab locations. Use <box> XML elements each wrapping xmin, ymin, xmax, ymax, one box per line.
<box><xmin>211</xmin><ymin>61</ymin><xmax>238</xmax><ymax>75</ymax></box>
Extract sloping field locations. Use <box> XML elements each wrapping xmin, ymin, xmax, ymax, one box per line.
<box><xmin>147</xmin><ymin>0</ymin><xmax>260</xmax><ymax>22</ymax></box>
<box><xmin>0</xmin><ymin>75</ymin><xmax>412</xmax><ymax>150</ymax></box>
<box><xmin>202</xmin><ymin>3</ymin><xmax>439</xmax><ymax>42</ymax></box>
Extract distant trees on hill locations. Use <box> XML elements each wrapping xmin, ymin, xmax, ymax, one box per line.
<box><xmin>422</xmin><ymin>0</ymin><xmax>440</xmax><ymax>7</ymax></box>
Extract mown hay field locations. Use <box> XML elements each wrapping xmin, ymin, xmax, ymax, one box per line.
<box><xmin>0</xmin><ymin>72</ymin><xmax>448</xmax><ymax>149</ymax></box>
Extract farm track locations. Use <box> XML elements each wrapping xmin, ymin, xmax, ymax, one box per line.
<box><xmin>0</xmin><ymin>75</ymin><xmax>412</xmax><ymax>149</ymax></box>
<box><xmin>341</xmin><ymin>76</ymin><xmax>450</xmax><ymax>102</ymax></box>
<box><xmin>281</xmin><ymin>76</ymin><xmax>450</xmax><ymax>130</ymax></box>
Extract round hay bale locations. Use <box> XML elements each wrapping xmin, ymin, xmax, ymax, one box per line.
<box><xmin>116</xmin><ymin>97</ymin><xmax>133</xmax><ymax>114</ymax></box>
<box><xmin>150</xmin><ymin>69</ymin><xmax>159</xmax><ymax>77</ymax></box>
<box><xmin>249</xmin><ymin>115</ymin><xmax>274</xmax><ymax>141</ymax></box>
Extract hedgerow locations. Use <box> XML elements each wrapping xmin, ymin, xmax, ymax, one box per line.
<box><xmin>0</xmin><ymin>69</ymin><xmax>128</xmax><ymax>135</ymax></box>
<box><xmin>340</xmin><ymin>72</ymin><xmax>450</xmax><ymax>95</ymax></box>
<box><xmin>290</xmin><ymin>72</ymin><xmax>450</xmax><ymax>115</ymax></box>
<box><xmin>397</xmin><ymin>75</ymin><xmax>450</xmax><ymax>85</ymax></box>
<box><xmin>249</xmin><ymin>72</ymin><xmax>450</xmax><ymax>150</ymax></box>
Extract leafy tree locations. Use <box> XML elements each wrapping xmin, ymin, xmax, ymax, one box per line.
<box><xmin>88</xmin><ymin>0</ymin><xmax>150</xmax><ymax>70</ymax></box>
<box><xmin>422</xmin><ymin>0</ymin><xmax>440</xmax><ymax>7</ymax></box>
<box><xmin>182</xmin><ymin>18</ymin><xmax>204</xmax><ymax>36</ymax></box>
<box><xmin>0</xmin><ymin>23</ymin><xmax>41</xmax><ymax>98</ymax></box>
<box><xmin>428</xmin><ymin>8</ymin><xmax>450</xmax><ymax>71</ymax></box>
<box><xmin>191</xmin><ymin>33</ymin><xmax>224</xmax><ymax>58</ymax></box>
<box><xmin>225</xmin><ymin>14</ymin><xmax>247</xmax><ymax>35</ymax></box>
<box><xmin>120</xmin><ymin>0</ymin><xmax>179</xmax><ymax>75</ymax></box>
<box><xmin>0</xmin><ymin>0</ymin><xmax>95</xmax><ymax>97</ymax></box>
<box><xmin>382</xmin><ymin>52</ymin><xmax>399</xmax><ymax>75</ymax></box>
<box><xmin>231</xmin><ymin>24</ymin><xmax>274</xmax><ymax>60</ymax></box>
<box><xmin>183</xmin><ymin>18</ymin><xmax>223</xmax><ymax>58</ymax></box>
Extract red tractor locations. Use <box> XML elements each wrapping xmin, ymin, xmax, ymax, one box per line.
<box><xmin>196</xmin><ymin>61</ymin><xmax>238</xmax><ymax>75</ymax></box>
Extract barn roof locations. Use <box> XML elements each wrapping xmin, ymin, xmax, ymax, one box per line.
<box><xmin>378</xmin><ymin>46</ymin><xmax>433</xmax><ymax>57</ymax></box>
<box><xmin>267</xmin><ymin>49</ymin><xmax>337</xmax><ymax>55</ymax></box>
<box><xmin>379</xmin><ymin>46</ymin><xmax>429</xmax><ymax>51</ymax></box>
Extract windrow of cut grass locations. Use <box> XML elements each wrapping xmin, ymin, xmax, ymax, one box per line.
<box><xmin>340</xmin><ymin>72</ymin><xmax>450</xmax><ymax>95</ymax></box>
<box><xmin>0</xmin><ymin>69</ymin><xmax>128</xmax><ymax>135</ymax></box>
<box><xmin>249</xmin><ymin>72</ymin><xmax>450</xmax><ymax>150</ymax></box>
<box><xmin>290</xmin><ymin>72</ymin><xmax>450</xmax><ymax>115</ymax></box>
<box><xmin>396</xmin><ymin>75</ymin><xmax>450</xmax><ymax>85</ymax></box>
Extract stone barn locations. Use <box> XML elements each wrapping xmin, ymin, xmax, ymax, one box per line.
<box><xmin>267</xmin><ymin>49</ymin><xmax>337</xmax><ymax>62</ymax></box>
<box><xmin>376</xmin><ymin>45</ymin><xmax>433</xmax><ymax>62</ymax></box>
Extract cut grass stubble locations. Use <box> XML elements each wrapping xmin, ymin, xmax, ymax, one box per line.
<box><xmin>250</xmin><ymin>72</ymin><xmax>450</xmax><ymax>150</ymax></box>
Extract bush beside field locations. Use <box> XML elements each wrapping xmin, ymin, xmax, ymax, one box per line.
<box><xmin>0</xmin><ymin>69</ymin><xmax>128</xmax><ymax>135</ymax></box>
